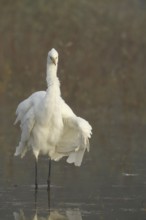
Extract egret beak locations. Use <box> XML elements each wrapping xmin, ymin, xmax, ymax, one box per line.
<box><xmin>50</xmin><ymin>57</ymin><xmax>56</xmax><ymax>65</ymax></box>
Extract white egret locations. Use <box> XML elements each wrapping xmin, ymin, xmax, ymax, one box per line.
<box><xmin>14</xmin><ymin>48</ymin><xmax>92</xmax><ymax>189</ymax></box>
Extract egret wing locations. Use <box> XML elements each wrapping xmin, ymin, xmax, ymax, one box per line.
<box><xmin>14</xmin><ymin>91</ymin><xmax>46</xmax><ymax>125</ymax></box>
<box><xmin>56</xmin><ymin>99</ymin><xmax>92</xmax><ymax>166</ymax></box>
<box><xmin>14</xmin><ymin>91</ymin><xmax>46</xmax><ymax>157</ymax></box>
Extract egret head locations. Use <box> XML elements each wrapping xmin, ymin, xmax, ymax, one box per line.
<box><xmin>48</xmin><ymin>48</ymin><xmax>58</xmax><ymax>66</ymax></box>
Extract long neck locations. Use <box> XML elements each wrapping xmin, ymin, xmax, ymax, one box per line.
<box><xmin>46</xmin><ymin>63</ymin><xmax>58</xmax><ymax>85</ymax></box>
<box><xmin>39</xmin><ymin>57</ymin><xmax>62</xmax><ymax>125</ymax></box>
<box><xmin>44</xmin><ymin>62</ymin><xmax>61</xmax><ymax>109</ymax></box>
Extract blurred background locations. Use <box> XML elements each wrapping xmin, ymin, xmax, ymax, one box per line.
<box><xmin>0</xmin><ymin>0</ymin><xmax>146</xmax><ymax>219</ymax></box>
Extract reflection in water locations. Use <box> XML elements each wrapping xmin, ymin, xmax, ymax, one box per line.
<box><xmin>13</xmin><ymin>209</ymin><xmax>82</xmax><ymax>220</ymax></box>
<box><xmin>13</xmin><ymin>189</ymin><xmax>82</xmax><ymax>220</ymax></box>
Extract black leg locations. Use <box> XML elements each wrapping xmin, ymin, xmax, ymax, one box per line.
<box><xmin>47</xmin><ymin>158</ymin><xmax>51</xmax><ymax>190</ymax></box>
<box><xmin>47</xmin><ymin>187</ymin><xmax>51</xmax><ymax>212</ymax></box>
<box><xmin>34</xmin><ymin>187</ymin><xmax>38</xmax><ymax>211</ymax></box>
<box><xmin>35</xmin><ymin>158</ymin><xmax>38</xmax><ymax>190</ymax></box>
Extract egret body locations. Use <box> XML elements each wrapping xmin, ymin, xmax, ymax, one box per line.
<box><xmin>14</xmin><ymin>48</ymin><xmax>92</xmax><ymax>189</ymax></box>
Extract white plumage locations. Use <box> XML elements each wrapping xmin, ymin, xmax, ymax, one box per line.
<box><xmin>14</xmin><ymin>48</ymin><xmax>92</xmax><ymax>167</ymax></box>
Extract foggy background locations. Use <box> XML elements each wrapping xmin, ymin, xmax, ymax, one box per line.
<box><xmin>0</xmin><ymin>1</ymin><xmax>146</xmax><ymax>219</ymax></box>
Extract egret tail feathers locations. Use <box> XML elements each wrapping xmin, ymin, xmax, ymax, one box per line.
<box><xmin>14</xmin><ymin>142</ymin><xmax>27</xmax><ymax>158</ymax></box>
<box><xmin>49</xmin><ymin>150</ymin><xmax>64</xmax><ymax>161</ymax></box>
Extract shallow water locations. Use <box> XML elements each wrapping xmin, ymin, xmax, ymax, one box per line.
<box><xmin>1</xmin><ymin>0</ymin><xmax>146</xmax><ymax>219</ymax></box>
<box><xmin>1</xmin><ymin>103</ymin><xmax>146</xmax><ymax>220</ymax></box>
